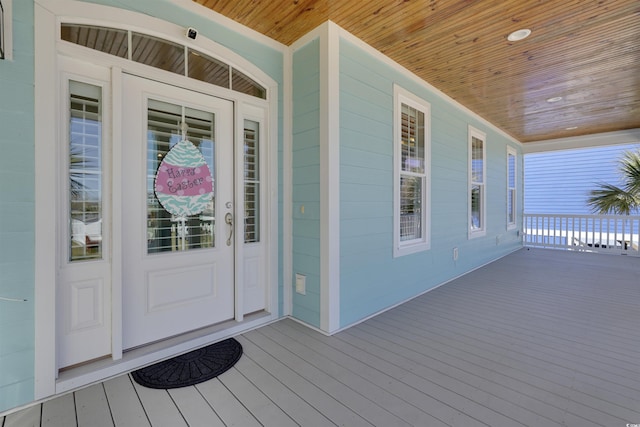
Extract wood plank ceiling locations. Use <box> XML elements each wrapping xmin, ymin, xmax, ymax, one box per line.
<box><xmin>194</xmin><ymin>0</ymin><xmax>639</xmax><ymax>143</ymax></box>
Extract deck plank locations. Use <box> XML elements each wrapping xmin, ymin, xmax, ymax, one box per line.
<box><xmin>167</xmin><ymin>386</ymin><xmax>225</xmax><ymax>427</ymax></box>
<box><xmin>130</xmin><ymin>376</ymin><xmax>188</xmax><ymax>427</ymax></box>
<box><xmin>231</xmin><ymin>346</ymin><xmax>334</xmax><ymax>426</ymax></box>
<box><xmin>254</xmin><ymin>325</ymin><xmax>412</xmax><ymax>427</ymax></box>
<box><xmin>237</xmin><ymin>333</ymin><xmax>372</xmax><ymax>427</ymax></box>
<box><xmin>102</xmin><ymin>375</ymin><xmax>150</xmax><ymax>427</ymax></box>
<box><xmin>2</xmin><ymin>404</ymin><xmax>40</xmax><ymax>427</ymax></box>
<box><xmin>41</xmin><ymin>393</ymin><xmax>77</xmax><ymax>427</ymax></box>
<box><xmin>216</xmin><ymin>366</ymin><xmax>299</xmax><ymax>427</ymax></box>
<box><xmin>195</xmin><ymin>377</ymin><xmax>262</xmax><ymax>427</ymax></box>
<box><xmin>74</xmin><ymin>384</ymin><xmax>113</xmax><ymax>427</ymax></box>
<box><xmin>275</xmin><ymin>319</ymin><xmax>450</xmax><ymax>427</ymax></box>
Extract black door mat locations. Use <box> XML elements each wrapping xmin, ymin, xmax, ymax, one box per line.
<box><xmin>131</xmin><ymin>338</ymin><xmax>243</xmax><ymax>389</ymax></box>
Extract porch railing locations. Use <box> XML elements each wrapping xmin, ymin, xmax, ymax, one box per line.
<box><xmin>523</xmin><ymin>213</ymin><xmax>640</xmax><ymax>257</ymax></box>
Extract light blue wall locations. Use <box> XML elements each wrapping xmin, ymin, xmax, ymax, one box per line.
<box><xmin>338</xmin><ymin>38</ymin><xmax>523</xmax><ymax>327</ymax></box>
<box><xmin>291</xmin><ymin>39</ymin><xmax>321</xmax><ymax>327</ymax></box>
<box><xmin>0</xmin><ymin>0</ymin><xmax>284</xmax><ymax>413</ymax></box>
<box><xmin>525</xmin><ymin>143</ymin><xmax>640</xmax><ymax>214</ymax></box>
<box><xmin>0</xmin><ymin>0</ymin><xmax>36</xmax><ymax>412</ymax></box>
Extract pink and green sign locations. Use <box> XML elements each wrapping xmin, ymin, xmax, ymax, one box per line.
<box><xmin>155</xmin><ymin>140</ymin><xmax>213</xmax><ymax>217</ymax></box>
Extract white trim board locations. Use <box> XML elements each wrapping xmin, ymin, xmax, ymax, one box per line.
<box><xmin>522</xmin><ymin>128</ymin><xmax>640</xmax><ymax>153</ymax></box>
<box><xmin>319</xmin><ymin>22</ymin><xmax>341</xmax><ymax>333</ymax></box>
<box><xmin>282</xmin><ymin>40</ymin><xmax>293</xmax><ymax>317</ymax></box>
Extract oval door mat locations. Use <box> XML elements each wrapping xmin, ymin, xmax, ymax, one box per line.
<box><xmin>131</xmin><ymin>338</ymin><xmax>243</xmax><ymax>389</ymax></box>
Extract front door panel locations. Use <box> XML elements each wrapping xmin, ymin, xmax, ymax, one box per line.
<box><xmin>121</xmin><ymin>75</ymin><xmax>234</xmax><ymax>349</ymax></box>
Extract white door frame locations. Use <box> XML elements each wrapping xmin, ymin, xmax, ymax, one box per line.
<box><xmin>34</xmin><ymin>0</ymin><xmax>280</xmax><ymax>399</ymax></box>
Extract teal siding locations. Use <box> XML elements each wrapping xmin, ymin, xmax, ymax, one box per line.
<box><xmin>338</xmin><ymin>38</ymin><xmax>523</xmax><ymax>327</ymax></box>
<box><xmin>291</xmin><ymin>39</ymin><xmax>321</xmax><ymax>327</ymax></box>
<box><xmin>0</xmin><ymin>0</ymin><xmax>35</xmax><ymax>412</ymax></box>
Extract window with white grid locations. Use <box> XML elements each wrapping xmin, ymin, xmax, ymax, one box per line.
<box><xmin>469</xmin><ymin>126</ymin><xmax>486</xmax><ymax>238</ymax></box>
<box><xmin>146</xmin><ymin>99</ymin><xmax>216</xmax><ymax>254</ymax></box>
<box><xmin>244</xmin><ymin>120</ymin><xmax>260</xmax><ymax>243</ymax></box>
<box><xmin>394</xmin><ymin>85</ymin><xmax>430</xmax><ymax>257</ymax></box>
<box><xmin>507</xmin><ymin>146</ymin><xmax>517</xmax><ymax>229</ymax></box>
<box><xmin>68</xmin><ymin>81</ymin><xmax>103</xmax><ymax>262</ymax></box>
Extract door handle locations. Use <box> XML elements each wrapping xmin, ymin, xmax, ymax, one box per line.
<box><xmin>225</xmin><ymin>212</ymin><xmax>233</xmax><ymax>246</ymax></box>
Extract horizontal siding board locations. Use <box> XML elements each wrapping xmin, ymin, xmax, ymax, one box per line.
<box><xmin>340</xmin><ymin>146</ymin><xmax>392</xmax><ymax>171</ymax></box>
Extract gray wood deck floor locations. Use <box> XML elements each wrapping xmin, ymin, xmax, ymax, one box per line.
<box><xmin>3</xmin><ymin>248</ymin><xmax>640</xmax><ymax>426</ymax></box>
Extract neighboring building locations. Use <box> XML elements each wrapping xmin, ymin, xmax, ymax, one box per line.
<box><xmin>525</xmin><ymin>143</ymin><xmax>640</xmax><ymax>215</ymax></box>
<box><xmin>1</xmin><ymin>0</ymin><xmax>525</xmax><ymax>412</ymax></box>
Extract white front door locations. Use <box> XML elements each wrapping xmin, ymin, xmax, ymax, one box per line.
<box><xmin>121</xmin><ymin>75</ymin><xmax>235</xmax><ymax>349</ymax></box>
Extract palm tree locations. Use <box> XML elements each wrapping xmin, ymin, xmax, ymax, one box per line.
<box><xmin>587</xmin><ymin>150</ymin><xmax>640</xmax><ymax>215</ymax></box>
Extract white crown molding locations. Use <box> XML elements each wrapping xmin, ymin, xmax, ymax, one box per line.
<box><xmin>523</xmin><ymin>128</ymin><xmax>640</xmax><ymax>154</ymax></box>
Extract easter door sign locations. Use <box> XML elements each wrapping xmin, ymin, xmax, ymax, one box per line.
<box><xmin>154</xmin><ymin>139</ymin><xmax>214</xmax><ymax>217</ymax></box>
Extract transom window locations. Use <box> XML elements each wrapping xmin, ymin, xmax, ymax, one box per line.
<box><xmin>394</xmin><ymin>85</ymin><xmax>431</xmax><ymax>257</ymax></box>
<box><xmin>61</xmin><ymin>23</ymin><xmax>267</xmax><ymax>99</ymax></box>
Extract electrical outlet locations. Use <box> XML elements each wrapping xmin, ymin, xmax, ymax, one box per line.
<box><xmin>453</xmin><ymin>247</ymin><xmax>459</xmax><ymax>261</ymax></box>
<box><xmin>295</xmin><ymin>273</ymin><xmax>306</xmax><ymax>295</ymax></box>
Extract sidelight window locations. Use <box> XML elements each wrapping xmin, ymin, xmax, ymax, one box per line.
<box><xmin>68</xmin><ymin>81</ymin><xmax>104</xmax><ymax>262</ymax></box>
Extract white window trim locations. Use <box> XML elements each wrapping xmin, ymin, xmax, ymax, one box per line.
<box><xmin>507</xmin><ymin>146</ymin><xmax>517</xmax><ymax>230</ymax></box>
<box><xmin>468</xmin><ymin>125</ymin><xmax>486</xmax><ymax>239</ymax></box>
<box><xmin>393</xmin><ymin>84</ymin><xmax>431</xmax><ymax>257</ymax></box>
<box><xmin>1</xmin><ymin>0</ymin><xmax>12</xmax><ymax>60</ymax></box>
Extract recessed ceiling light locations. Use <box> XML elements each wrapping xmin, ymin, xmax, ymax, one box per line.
<box><xmin>546</xmin><ymin>96</ymin><xmax>563</xmax><ymax>103</ymax></box>
<box><xmin>507</xmin><ymin>29</ymin><xmax>531</xmax><ymax>42</ymax></box>
<box><xmin>565</xmin><ymin>126</ymin><xmax>578</xmax><ymax>130</ymax></box>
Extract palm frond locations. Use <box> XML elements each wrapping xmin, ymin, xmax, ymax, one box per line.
<box><xmin>587</xmin><ymin>183</ymin><xmax>638</xmax><ymax>215</ymax></box>
<box><xmin>619</xmin><ymin>150</ymin><xmax>640</xmax><ymax>195</ymax></box>
<box><xmin>586</xmin><ymin>149</ymin><xmax>640</xmax><ymax>215</ymax></box>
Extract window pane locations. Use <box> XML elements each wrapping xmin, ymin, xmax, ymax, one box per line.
<box><xmin>69</xmin><ymin>81</ymin><xmax>103</xmax><ymax>262</ymax></box>
<box><xmin>472</xmin><ymin>136</ymin><xmax>484</xmax><ymax>183</ymax></box>
<box><xmin>244</xmin><ymin>120</ymin><xmax>260</xmax><ymax>243</ymax></box>
<box><xmin>188</xmin><ymin>49</ymin><xmax>230</xmax><ymax>88</ymax></box>
<box><xmin>132</xmin><ymin>33</ymin><xmax>185</xmax><ymax>75</ymax></box>
<box><xmin>232</xmin><ymin>68</ymin><xmax>267</xmax><ymax>99</ymax></box>
<box><xmin>61</xmin><ymin>24</ymin><xmax>128</xmax><ymax>59</ymax></box>
<box><xmin>508</xmin><ymin>189</ymin><xmax>516</xmax><ymax>224</ymax></box>
<box><xmin>471</xmin><ymin>184</ymin><xmax>483</xmax><ymax>230</ymax></box>
<box><xmin>400</xmin><ymin>175</ymin><xmax>423</xmax><ymax>241</ymax></box>
<box><xmin>146</xmin><ymin>100</ymin><xmax>215</xmax><ymax>253</ymax></box>
<box><xmin>508</xmin><ymin>153</ymin><xmax>516</xmax><ymax>188</ymax></box>
<box><xmin>401</xmin><ymin>104</ymin><xmax>425</xmax><ymax>173</ymax></box>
